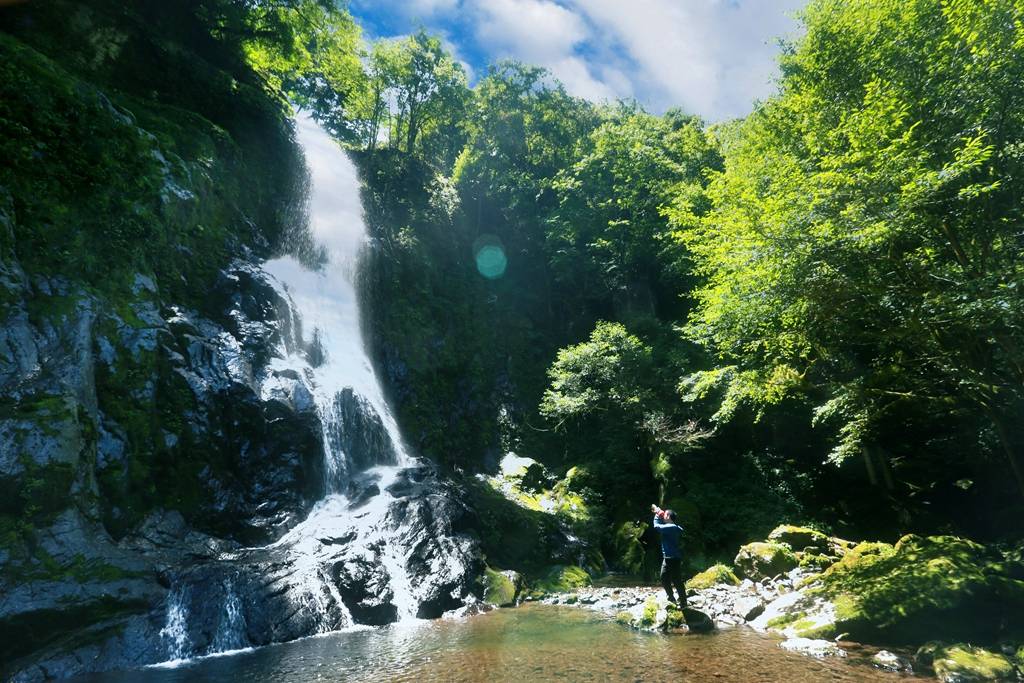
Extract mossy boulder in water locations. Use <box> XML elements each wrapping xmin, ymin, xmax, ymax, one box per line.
<box><xmin>483</xmin><ymin>568</ymin><xmax>521</xmax><ymax>607</ymax></box>
<box><xmin>617</xmin><ymin>596</ymin><xmax>714</xmax><ymax>633</ymax></box>
<box><xmin>686</xmin><ymin>563</ymin><xmax>740</xmax><ymax>590</ymax></box>
<box><xmin>930</xmin><ymin>644</ymin><xmax>1017</xmax><ymax>682</ymax></box>
<box><xmin>734</xmin><ymin>542</ymin><xmax>799</xmax><ymax>580</ymax></box>
<box><xmin>811</xmin><ymin>535</ymin><xmax>1024</xmax><ymax>645</ymax></box>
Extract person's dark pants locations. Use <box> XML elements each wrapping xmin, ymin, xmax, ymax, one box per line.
<box><xmin>661</xmin><ymin>557</ymin><xmax>687</xmax><ymax>605</ymax></box>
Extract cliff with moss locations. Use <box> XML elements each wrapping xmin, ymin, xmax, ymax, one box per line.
<box><xmin>0</xmin><ymin>3</ymin><xmax>329</xmax><ymax>677</ymax></box>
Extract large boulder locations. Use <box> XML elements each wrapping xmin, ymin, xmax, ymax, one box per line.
<box><xmin>767</xmin><ymin>525</ymin><xmax>831</xmax><ymax>553</ymax></box>
<box><xmin>811</xmin><ymin>535</ymin><xmax>1024</xmax><ymax>645</ymax></box>
<box><xmin>930</xmin><ymin>644</ymin><xmax>1017</xmax><ymax>682</ymax></box>
<box><xmin>734</xmin><ymin>542</ymin><xmax>799</xmax><ymax>581</ymax></box>
<box><xmin>753</xmin><ymin>535</ymin><xmax>1024</xmax><ymax>647</ymax></box>
<box><xmin>483</xmin><ymin>568</ymin><xmax>521</xmax><ymax>607</ymax></box>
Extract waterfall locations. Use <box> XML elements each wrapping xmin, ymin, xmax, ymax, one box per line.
<box><xmin>263</xmin><ymin>113</ymin><xmax>410</xmax><ymax>489</ymax></box>
<box><xmin>159</xmin><ymin>587</ymin><xmax>192</xmax><ymax>662</ymax></box>
<box><xmin>262</xmin><ymin>112</ymin><xmax>421</xmax><ymax>622</ymax></box>
<box><xmin>211</xmin><ymin>579</ymin><xmax>247</xmax><ymax>652</ymax></box>
<box><xmin>153</xmin><ymin>114</ymin><xmax>438</xmax><ymax>665</ymax></box>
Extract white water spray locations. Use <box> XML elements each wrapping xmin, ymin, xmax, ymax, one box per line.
<box><xmin>159</xmin><ymin>587</ymin><xmax>192</xmax><ymax>662</ymax></box>
<box><xmin>263</xmin><ymin>114</ymin><xmax>410</xmax><ymax>488</ymax></box>
<box><xmin>262</xmin><ymin>112</ymin><xmax>421</xmax><ymax>622</ymax></box>
<box><xmin>155</xmin><ymin>115</ymin><xmax>423</xmax><ymax>662</ymax></box>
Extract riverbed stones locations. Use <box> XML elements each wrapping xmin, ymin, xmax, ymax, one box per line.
<box><xmin>780</xmin><ymin>637</ymin><xmax>846</xmax><ymax>658</ymax></box>
<box><xmin>872</xmin><ymin>650</ymin><xmax>914</xmax><ymax>673</ymax></box>
<box><xmin>732</xmin><ymin>594</ymin><xmax>765</xmax><ymax>621</ymax></box>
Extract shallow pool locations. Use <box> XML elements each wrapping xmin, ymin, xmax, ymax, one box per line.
<box><xmin>70</xmin><ymin>604</ymin><xmax>912</xmax><ymax>682</ymax></box>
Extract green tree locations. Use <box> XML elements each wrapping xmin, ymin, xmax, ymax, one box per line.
<box><xmin>547</xmin><ymin>107</ymin><xmax>719</xmax><ymax>316</ymax></box>
<box><xmin>675</xmin><ymin>0</ymin><xmax>1024</xmax><ymax>494</ymax></box>
<box><xmin>541</xmin><ymin>321</ymin><xmax>655</xmax><ymax>424</ymax></box>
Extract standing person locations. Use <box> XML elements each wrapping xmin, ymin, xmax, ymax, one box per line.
<box><xmin>651</xmin><ymin>504</ymin><xmax>687</xmax><ymax>606</ymax></box>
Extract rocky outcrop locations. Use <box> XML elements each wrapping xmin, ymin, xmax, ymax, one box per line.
<box><xmin>0</xmin><ymin>263</ymin><xmax>482</xmax><ymax>681</ymax></box>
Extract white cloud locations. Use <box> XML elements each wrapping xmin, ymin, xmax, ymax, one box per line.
<box><xmin>352</xmin><ymin>0</ymin><xmax>804</xmax><ymax>120</ymax></box>
<box><xmin>471</xmin><ymin>0</ymin><xmax>617</xmax><ymax>101</ymax></box>
<box><xmin>567</xmin><ymin>0</ymin><xmax>804</xmax><ymax>119</ymax></box>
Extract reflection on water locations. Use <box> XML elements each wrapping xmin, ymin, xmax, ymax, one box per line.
<box><xmin>71</xmin><ymin>605</ymin><xmax>909</xmax><ymax>683</ymax></box>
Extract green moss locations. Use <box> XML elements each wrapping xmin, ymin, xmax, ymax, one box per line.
<box><xmin>799</xmin><ymin>553</ymin><xmax>838</xmax><ymax>571</ymax></box>
<box><xmin>615</xmin><ymin>610</ymin><xmax>633</xmax><ymax>625</ymax></box>
<box><xmin>532</xmin><ymin>564</ymin><xmax>592</xmax><ymax>594</ymax></box>
<box><xmin>767</xmin><ymin>611</ymin><xmax>805</xmax><ymax>630</ymax></box>
<box><xmin>767</xmin><ymin>524</ymin><xmax>830</xmax><ymax>552</ymax></box>
<box><xmin>932</xmin><ymin>644</ymin><xmax>1016</xmax><ymax>681</ymax></box>
<box><xmin>734</xmin><ymin>541</ymin><xmax>799</xmax><ymax>580</ymax></box>
<box><xmin>483</xmin><ymin>568</ymin><xmax>518</xmax><ymax>606</ymax></box>
<box><xmin>612</xmin><ymin>521</ymin><xmax>649</xmax><ymax>575</ymax></box>
<box><xmin>811</xmin><ymin>535</ymin><xmax>1024</xmax><ymax>645</ymax></box>
<box><xmin>640</xmin><ymin>597</ymin><xmax>659</xmax><ymax>627</ymax></box>
<box><xmin>664</xmin><ymin>604</ymin><xmax>686</xmax><ymax>630</ymax></box>
<box><xmin>686</xmin><ymin>563</ymin><xmax>741</xmax><ymax>590</ymax></box>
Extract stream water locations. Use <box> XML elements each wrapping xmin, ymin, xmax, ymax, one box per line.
<box><xmin>72</xmin><ymin>605</ymin><xmax>908</xmax><ymax>682</ymax></box>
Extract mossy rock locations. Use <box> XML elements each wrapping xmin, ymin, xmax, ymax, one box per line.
<box><xmin>931</xmin><ymin>644</ymin><xmax>1017</xmax><ymax>682</ymax></box>
<box><xmin>612</xmin><ymin>521</ymin><xmax>649</xmax><ymax>576</ymax></box>
<box><xmin>640</xmin><ymin>597</ymin><xmax>659</xmax><ymax>627</ymax></box>
<box><xmin>813</xmin><ymin>535</ymin><xmax>1024</xmax><ymax>645</ymax></box>
<box><xmin>664</xmin><ymin>604</ymin><xmax>686</xmax><ymax>630</ymax></box>
<box><xmin>483</xmin><ymin>568</ymin><xmax>520</xmax><ymax>607</ymax></box>
<box><xmin>531</xmin><ymin>564</ymin><xmax>591</xmax><ymax>595</ymax></box>
<box><xmin>734</xmin><ymin>542</ymin><xmax>799</xmax><ymax>581</ymax></box>
<box><xmin>768</xmin><ymin>525</ymin><xmax>830</xmax><ymax>553</ymax></box>
<box><xmin>799</xmin><ymin>553</ymin><xmax>838</xmax><ymax>572</ymax></box>
<box><xmin>686</xmin><ymin>563</ymin><xmax>741</xmax><ymax>590</ymax></box>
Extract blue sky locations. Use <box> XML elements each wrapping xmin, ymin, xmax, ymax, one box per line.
<box><xmin>348</xmin><ymin>0</ymin><xmax>806</xmax><ymax>122</ymax></box>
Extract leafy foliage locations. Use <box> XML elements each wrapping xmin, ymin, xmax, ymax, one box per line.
<box><xmin>675</xmin><ymin>0</ymin><xmax>1024</xmax><ymax>493</ymax></box>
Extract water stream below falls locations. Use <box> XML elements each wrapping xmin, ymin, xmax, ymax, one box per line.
<box><xmin>73</xmin><ymin>605</ymin><xmax>908</xmax><ymax>683</ymax></box>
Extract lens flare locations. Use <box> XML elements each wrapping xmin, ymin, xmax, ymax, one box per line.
<box><xmin>472</xmin><ymin>234</ymin><xmax>507</xmax><ymax>279</ymax></box>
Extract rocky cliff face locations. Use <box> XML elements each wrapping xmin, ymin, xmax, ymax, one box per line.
<box><xmin>0</xmin><ymin>253</ymin><xmax>481</xmax><ymax>681</ymax></box>
<box><xmin>0</xmin><ymin>27</ymin><xmax>481</xmax><ymax>682</ymax></box>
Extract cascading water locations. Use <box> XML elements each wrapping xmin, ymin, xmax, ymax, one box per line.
<box><xmin>261</xmin><ymin>112</ymin><xmax>420</xmax><ymax>621</ymax></box>
<box><xmin>263</xmin><ymin>113</ymin><xmax>410</xmax><ymax>486</ymax></box>
<box><xmin>154</xmin><ymin>113</ymin><xmax>476</xmax><ymax>666</ymax></box>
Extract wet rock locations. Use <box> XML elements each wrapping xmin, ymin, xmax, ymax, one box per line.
<box><xmin>733</xmin><ymin>594</ymin><xmax>765</xmax><ymax>621</ymax></box>
<box><xmin>872</xmin><ymin>650</ymin><xmax>914</xmax><ymax>673</ymax></box>
<box><xmin>780</xmin><ymin>637</ymin><xmax>847</xmax><ymax>658</ymax></box>
<box><xmin>681</xmin><ymin>607</ymin><xmax>715</xmax><ymax>633</ymax></box>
